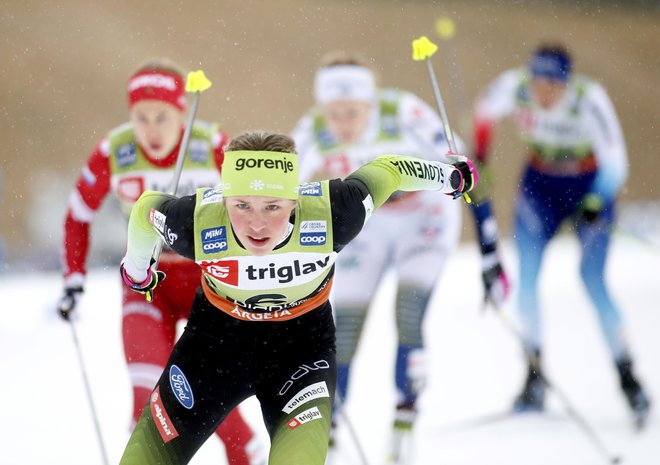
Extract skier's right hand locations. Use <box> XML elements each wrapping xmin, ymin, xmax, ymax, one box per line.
<box><xmin>120</xmin><ymin>261</ymin><xmax>166</xmax><ymax>303</ymax></box>
<box><xmin>577</xmin><ymin>193</ymin><xmax>605</xmax><ymax>224</ymax></box>
<box><xmin>58</xmin><ymin>286</ymin><xmax>84</xmax><ymax>320</ymax></box>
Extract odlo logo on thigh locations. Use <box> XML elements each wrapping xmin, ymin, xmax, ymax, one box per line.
<box><xmin>169</xmin><ymin>365</ymin><xmax>195</xmax><ymax>409</ymax></box>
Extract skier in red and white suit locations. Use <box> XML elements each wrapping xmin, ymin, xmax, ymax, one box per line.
<box><xmin>58</xmin><ymin>60</ymin><xmax>264</xmax><ymax>465</ymax></box>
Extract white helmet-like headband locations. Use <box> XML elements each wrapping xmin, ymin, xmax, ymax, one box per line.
<box><xmin>314</xmin><ymin>65</ymin><xmax>376</xmax><ymax>104</ymax></box>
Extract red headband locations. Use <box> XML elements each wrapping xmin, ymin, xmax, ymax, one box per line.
<box><xmin>127</xmin><ymin>70</ymin><xmax>186</xmax><ymax>111</ymax></box>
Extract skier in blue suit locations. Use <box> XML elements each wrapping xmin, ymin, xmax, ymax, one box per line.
<box><xmin>472</xmin><ymin>43</ymin><xmax>650</xmax><ymax>428</ymax></box>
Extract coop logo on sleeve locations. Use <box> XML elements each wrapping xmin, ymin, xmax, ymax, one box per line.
<box><xmin>299</xmin><ymin>182</ymin><xmax>322</xmax><ymax>196</ymax></box>
<box><xmin>169</xmin><ymin>365</ymin><xmax>194</xmax><ymax>409</ymax></box>
<box><xmin>287</xmin><ymin>406</ymin><xmax>323</xmax><ymax>430</ymax></box>
<box><xmin>300</xmin><ymin>220</ymin><xmax>327</xmax><ymax>246</ymax></box>
<box><xmin>282</xmin><ymin>381</ymin><xmax>329</xmax><ymax>414</ymax></box>
<box><xmin>201</xmin><ymin>227</ymin><xmax>228</xmax><ymax>253</ymax></box>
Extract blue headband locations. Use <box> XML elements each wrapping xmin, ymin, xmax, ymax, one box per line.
<box><xmin>530</xmin><ymin>50</ymin><xmax>571</xmax><ymax>82</ymax></box>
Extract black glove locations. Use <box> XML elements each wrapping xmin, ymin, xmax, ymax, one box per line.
<box><xmin>481</xmin><ymin>259</ymin><xmax>510</xmax><ymax>308</ymax></box>
<box><xmin>120</xmin><ymin>261</ymin><xmax>166</xmax><ymax>302</ymax></box>
<box><xmin>448</xmin><ymin>157</ymin><xmax>479</xmax><ymax>199</ymax></box>
<box><xmin>577</xmin><ymin>193</ymin><xmax>605</xmax><ymax>224</ymax></box>
<box><xmin>58</xmin><ymin>286</ymin><xmax>84</xmax><ymax>320</ymax></box>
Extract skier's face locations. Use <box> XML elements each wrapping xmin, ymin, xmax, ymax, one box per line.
<box><xmin>323</xmin><ymin>100</ymin><xmax>372</xmax><ymax>144</ymax></box>
<box><xmin>226</xmin><ymin>196</ymin><xmax>297</xmax><ymax>256</ymax></box>
<box><xmin>130</xmin><ymin>100</ymin><xmax>185</xmax><ymax>159</ymax></box>
<box><xmin>531</xmin><ymin>78</ymin><xmax>568</xmax><ymax>110</ymax></box>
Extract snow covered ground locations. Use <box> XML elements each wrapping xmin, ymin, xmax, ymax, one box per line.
<box><xmin>1</xmin><ymin>233</ymin><xmax>658</xmax><ymax>465</ymax></box>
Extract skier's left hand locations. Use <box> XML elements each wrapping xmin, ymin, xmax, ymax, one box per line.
<box><xmin>58</xmin><ymin>285</ymin><xmax>84</xmax><ymax>320</ymax></box>
<box><xmin>481</xmin><ymin>253</ymin><xmax>510</xmax><ymax>309</ymax></box>
<box><xmin>577</xmin><ymin>193</ymin><xmax>605</xmax><ymax>224</ymax></box>
<box><xmin>448</xmin><ymin>154</ymin><xmax>479</xmax><ymax>199</ymax></box>
<box><xmin>120</xmin><ymin>261</ymin><xmax>166</xmax><ymax>302</ymax></box>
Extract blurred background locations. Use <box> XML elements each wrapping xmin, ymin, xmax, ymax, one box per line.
<box><xmin>1</xmin><ymin>0</ymin><xmax>659</xmax><ymax>272</ymax></box>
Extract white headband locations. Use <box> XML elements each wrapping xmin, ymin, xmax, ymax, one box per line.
<box><xmin>314</xmin><ymin>65</ymin><xmax>376</xmax><ymax>104</ymax></box>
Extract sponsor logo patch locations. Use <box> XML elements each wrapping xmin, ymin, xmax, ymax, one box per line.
<box><xmin>169</xmin><ymin>365</ymin><xmax>194</xmax><ymax>409</ymax></box>
<box><xmin>117</xmin><ymin>177</ymin><xmax>144</xmax><ymax>203</ymax></box>
<box><xmin>201</xmin><ymin>227</ymin><xmax>228</xmax><ymax>253</ymax></box>
<box><xmin>201</xmin><ymin>187</ymin><xmax>223</xmax><ymax>205</ymax></box>
<box><xmin>287</xmin><ymin>406</ymin><xmax>323</xmax><ymax>430</ymax></box>
<box><xmin>128</xmin><ymin>74</ymin><xmax>177</xmax><ymax>91</ymax></box>
<box><xmin>250</xmin><ymin>179</ymin><xmax>265</xmax><ymax>191</ymax></box>
<box><xmin>362</xmin><ymin>194</ymin><xmax>374</xmax><ymax>224</ymax></box>
<box><xmin>236</xmin><ymin>157</ymin><xmax>295</xmax><ymax>173</ymax></box>
<box><xmin>201</xmin><ymin>259</ymin><xmax>239</xmax><ymax>286</ymax></box>
<box><xmin>199</xmin><ymin>253</ymin><xmax>337</xmax><ymax>289</ymax></box>
<box><xmin>116</xmin><ymin>143</ymin><xmax>137</xmax><ymax>167</ymax></box>
<box><xmin>299</xmin><ymin>182</ymin><xmax>322</xmax><ymax>196</ymax></box>
<box><xmin>149</xmin><ymin>208</ymin><xmax>166</xmax><ymax>233</ymax></box>
<box><xmin>282</xmin><ymin>381</ymin><xmax>329</xmax><ymax>414</ymax></box>
<box><xmin>188</xmin><ymin>139</ymin><xmax>210</xmax><ymax>163</ymax></box>
<box><xmin>150</xmin><ymin>387</ymin><xmax>179</xmax><ymax>442</ymax></box>
<box><xmin>300</xmin><ymin>220</ymin><xmax>327</xmax><ymax>246</ymax></box>
<box><xmin>278</xmin><ymin>360</ymin><xmax>330</xmax><ymax>396</ymax></box>
<box><xmin>166</xmin><ymin>228</ymin><xmax>178</xmax><ymax>245</ymax></box>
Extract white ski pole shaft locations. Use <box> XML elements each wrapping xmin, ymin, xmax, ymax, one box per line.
<box><xmin>425</xmin><ymin>58</ymin><xmax>458</xmax><ymax>154</ymax></box>
<box><xmin>151</xmin><ymin>92</ymin><xmax>202</xmax><ymax>267</ymax></box>
<box><xmin>166</xmin><ymin>91</ymin><xmax>202</xmax><ymax>197</ymax></box>
<box><xmin>435</xmin><ymin>17</ymin><xmax>472</xmax><ymax>152</ymax></box>
<box><xmin>412</xmin><ymin>36</ymin><xmax>471</xmax><ymax>203</ymax></box>
<box><xmin>151</xmin><ymin>71</ymin><xmax>213</xmax><ymax>269</ymax></box>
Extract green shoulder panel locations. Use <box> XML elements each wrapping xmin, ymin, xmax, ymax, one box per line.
<box><xmin>107</xmin><ymin>121</ymin><xmax>219</xmax><ymax>175</ymax></box>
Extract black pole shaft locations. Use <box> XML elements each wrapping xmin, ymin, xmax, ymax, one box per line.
<box><xmin>69</xmin><ymin>321</ymin><xmax>110</xmax><ymax>465</ymax></box>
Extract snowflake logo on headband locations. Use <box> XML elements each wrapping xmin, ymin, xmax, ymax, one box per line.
<box><xmin>250</xmin><ymin>180</ymin><xmax>265</xmax><ymax>191</ymax></box>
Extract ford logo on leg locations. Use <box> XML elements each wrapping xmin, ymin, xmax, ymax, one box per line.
<box><xmin>169</xmin><ymin>365</ymin><xmax>195</xmax><ymax>409</ymax></box>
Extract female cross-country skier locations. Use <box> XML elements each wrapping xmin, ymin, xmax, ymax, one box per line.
<box><xmin>291</xmin><ymin>51</ymin><xmax>510</xmax><ymax>463</ymax></box>
<box><xmin>57</xmin><ymin>59</ymin><xmax>263</xmax><ymax>463</ymax></box>
<box><xmin>116</xmin><ymin>130</ymin><xmax>477</xmax><ymax>464</ymax></box>
<box><xmin>472</xmin><ymin>43</ymin><xmax>650</xmax><ymax>428</ymax></box>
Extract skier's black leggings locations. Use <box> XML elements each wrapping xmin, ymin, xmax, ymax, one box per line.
<box><xmin>119</xmin><ymin>288</ymin><xmax>337</xmax><ymax>465</ymax></box>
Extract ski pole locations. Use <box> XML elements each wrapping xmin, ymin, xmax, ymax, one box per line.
<box><xmin>148</xmin><ymin>70</ymin><xmax>213</xmax><ymax>290</ymax></box>
<box><xmin>612</xmin><ymin>224</ymin><xmax>660</xmax><ymax>254</ymax></box>
<box><xmin>493</xmin><ymin>309</ymin><xmax>622</xmax><ymax>464</ymax></box>
<box><xmin>69</xmin><ymin>321</ymin><xmax>110</xmax><ymax>465</ymax></box>
<box><xmin>434</xmin><ymin>17</ymin><xmax>473</xmax><ymax>153</ymax></box>
<box><xmin>333</xmin><ymin>392</ymin><xmax>370</xmax><ymax>465</ymax></box>
<box><xmin>411</xmin><ymin>35</ymin><xmax>471</xmax><ymax>204</ymax></box>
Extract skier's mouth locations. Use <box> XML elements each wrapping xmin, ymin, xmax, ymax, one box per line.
<box><xmin>247</xmin><ymin>236</ymin><xmax>269</xmax><ymax>246</ymax></box>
